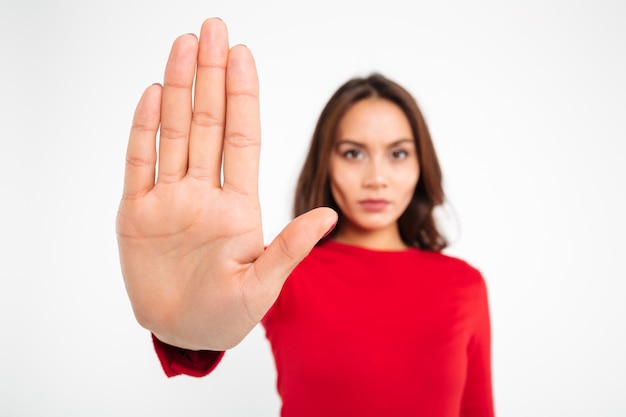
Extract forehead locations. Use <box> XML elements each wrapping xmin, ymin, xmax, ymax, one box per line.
<box><xmin>336</xmin><ymin>98</ymin><xmax>413</xmax><ymax>144</ymax></box>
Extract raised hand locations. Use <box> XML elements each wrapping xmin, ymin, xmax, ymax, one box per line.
<box><xmin>116</xmin><ymin>18</ymin><xmax>337</xmax><ymax>351</ymax></box>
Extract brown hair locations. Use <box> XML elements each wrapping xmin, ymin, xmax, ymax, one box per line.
<box><xmin>293</xmin><ymin>73</ymin><xmax>447</xmax><ymax>251</ymax></box>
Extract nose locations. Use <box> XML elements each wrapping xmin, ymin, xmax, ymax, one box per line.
<box><xmin>362</xmin><ymin>158</ymin><xmax>388</xmax><ymax>188</ymax></box>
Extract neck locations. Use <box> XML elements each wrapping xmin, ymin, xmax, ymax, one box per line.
<box><xmin>332</xmin><ymin>224</ymin><xmax>408</xmax><ymax>251</ymax></box>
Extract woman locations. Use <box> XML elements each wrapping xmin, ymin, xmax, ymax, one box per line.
<box><xmin>117</xmin><ymin>18</ymin><xmax>493</xmax><ymax>417</ymax></box>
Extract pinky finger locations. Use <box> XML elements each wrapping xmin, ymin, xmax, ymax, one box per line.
<box><xmin>123</xmin><ymin>84</ymin><xmax>162</xmax><ymax>199</ymax></box>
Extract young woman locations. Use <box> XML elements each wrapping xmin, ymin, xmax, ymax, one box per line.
<box><xmin>117</xmin><ymin>18</ymin><xmax>494</xmax><ymax>417</ymax></box>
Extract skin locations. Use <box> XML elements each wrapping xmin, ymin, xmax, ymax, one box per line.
<box><xmin>330</xmin><ymin>98</ymin><xmax>420</xmax><ymax>251</ymax></box>
<box><xmin>116</xmin><ymin>18</ymin><xmax>337</xmax><ymax>351</ymax></box>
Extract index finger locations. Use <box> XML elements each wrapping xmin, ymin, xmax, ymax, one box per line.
<box><xmin>222</xmin><ymin>45</ymin><xmax>261</xmax><ymax>195</ymax></box>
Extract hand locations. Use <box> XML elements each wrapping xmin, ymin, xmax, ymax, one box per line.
<box><xmin>116</xmin><ymin>18</ymin><xmax>337</xmax><ymax>351</ymax></box>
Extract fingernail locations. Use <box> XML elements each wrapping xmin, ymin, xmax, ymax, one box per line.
<box><xmin>321</xmin><ymin>220</ymin><xmax>338</xmax><ymax>240</ymax></box>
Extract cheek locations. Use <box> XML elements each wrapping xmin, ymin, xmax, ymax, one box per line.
<box><xmin>328</xmin><ymin>164</ymin><xmax>342</xmax><ymax>205</ymax></box>
<box><xmin>329</xmin><ymin>161</ymin><xmax>358</xmax><ymax>201</ymax></box>
<box><xmin>329</xmin><ymin>178</ymin><xmax>349</xmax><ymax>220</ymax></box>
<box><xmin>329</xmin><ymin>169</ymin><xmax>364</xmax><ymax>220</ymax></box>
<box><xmin>409</xmin><ymin>170</ymin><xmax>420</xmax><ymax>192</ymax></box>
<box><xmin>329</xmin><ymin>174</ymin><xmax>349</xmax><ymax>205</ymax></box>
<box><xmin>394</xmin><ymin>164</ymin><xmax>420</xmax><ymax>195</ymax></box>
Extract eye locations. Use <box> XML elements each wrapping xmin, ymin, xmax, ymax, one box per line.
<box><xmin>343</xmin><ymin>149</ymin><xmax>364</xmax><ymax>160</ymax></box>
<box><xmin>391</xmin><ymin>149</ymin><xmax>409</xmax><ymax>160</ymax></box>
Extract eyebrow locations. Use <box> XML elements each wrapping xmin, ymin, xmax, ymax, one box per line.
<box><xmin>335</xmin><ymin>138</ymin><xmax>415</xmax><ymax>148</ymax></box>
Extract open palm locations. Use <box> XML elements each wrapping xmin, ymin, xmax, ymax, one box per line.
<box><xmin>116</xmin><ymin>18</ymin><xmax>336</xmax><ymax>351</ymax></box>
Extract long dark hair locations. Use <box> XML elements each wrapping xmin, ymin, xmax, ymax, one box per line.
<box><xmin>293</xmin><ymin>73</ymin><xmax>447</xmax><ymax>251</ymax></box>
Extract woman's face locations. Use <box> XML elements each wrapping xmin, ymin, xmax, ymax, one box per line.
<box><xmin>329</xmin><ymin>98</ymin><xmax>420</xmax><ymax>246</ymax></box>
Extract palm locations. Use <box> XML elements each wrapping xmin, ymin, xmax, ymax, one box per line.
<box><xmin>122</xmin><ymin>180</ymin><xmax>261</xmax><ymax>246</ymax></box>
<box><xmin>116</xmin><ymin>19</ymin><xmax>336</xmax><ymax>351</ymax></box>
<box><xmin>118</xmin><ymin>180</ymin><xmax>264</xmax><ymax>350</ymax></box>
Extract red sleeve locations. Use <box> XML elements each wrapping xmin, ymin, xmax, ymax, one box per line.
<box><xmin>152</xmin><ymin>334</ymin><xmax>225</xmax><ymax>378</ymax></box>
<box><xmin>461</xmin><ymin>276</ymin><xmax>495</xmax><ymax>417</ymax></box>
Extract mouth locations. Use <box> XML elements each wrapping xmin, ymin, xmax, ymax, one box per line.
<box><xmin>359</xmin><ymin>199</ymin><xmax>389</xmax><ymax>212</ymax></box>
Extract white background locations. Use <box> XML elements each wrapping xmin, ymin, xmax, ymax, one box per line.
<box><xmin>1</xmin><ymin>0</ymin><xmax>625</xmax><ymax>416</ymax></box>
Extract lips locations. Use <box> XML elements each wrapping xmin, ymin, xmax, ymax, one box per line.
<box><xmin>359</xmin><ymin>199</ymin><xmax>389</xmax><ymax>211</ymax></box>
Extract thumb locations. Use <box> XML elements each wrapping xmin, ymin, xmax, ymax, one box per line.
<box><xmin>253</xmin><ymin>207</ymin><xmax>338</xmax><ymax>294</ymax></box>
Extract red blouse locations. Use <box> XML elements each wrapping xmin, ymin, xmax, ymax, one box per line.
<box><xmin>154</xmin><ymin>241</ymin><xmax>494</xmax><ymax>416</ymax></box>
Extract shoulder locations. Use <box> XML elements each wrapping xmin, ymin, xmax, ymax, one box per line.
<box><xmin>414</xmin><ymin>250</ymin><xmax>486</xmax><ymax>288</ymax></box>
<box><xmin>419</xmin><ymin>250</ymin><xmax>481</xmax><ymax>274</ymax></box>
